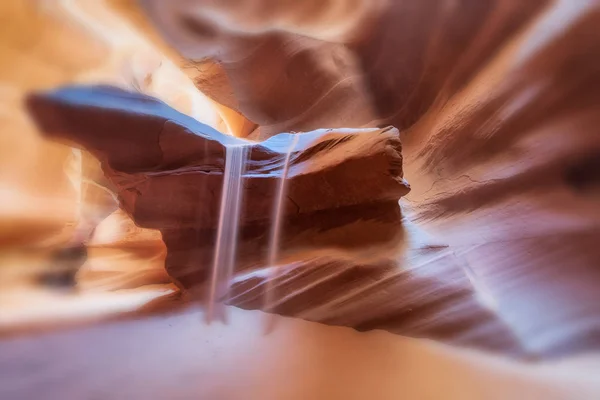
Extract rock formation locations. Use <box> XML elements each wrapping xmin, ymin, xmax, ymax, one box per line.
<box><xmin>3</xmin><ymin>0</ymin><xmax>600</xmax><ymax>359</ymax></box>
<box><xmin>129</xmin><ymin>0</ymin><xmax>600</xmax><ymax>357</ymax></box>
<box><xmin>27</xmin><ymin>85</ymin><xmax>409</xmax><ymax>284</ymax></box>
<box><xmin>27</xmin><ymin>83</ymin><xmax>525</xmax><ymax>354</ymax></box>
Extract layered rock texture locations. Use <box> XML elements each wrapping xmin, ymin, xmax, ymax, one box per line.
<box><xmin>126</xmin><ymin>0</ymin><xmax>600</xmax><ymax>358</ymax></box>
<box><xmin>27</xmin><ymin>85</ymin><xmax>410</xmax><ymax>288</ymax></box>
<box><xmin>3</xmin><ymin>0</ymin><xmax>600</xmax><ymax>359</ymax></box>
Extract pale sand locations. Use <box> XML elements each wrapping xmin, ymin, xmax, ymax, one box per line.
<box><xmin>1</xmin><ymin>305</ymin><xmax>599</xmax><ymax>399</ymax></box>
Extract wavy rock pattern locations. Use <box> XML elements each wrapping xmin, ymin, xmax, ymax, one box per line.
<box><xmin>3</xmin><ymin>0</ymin><xmax>600</xmax><ymax>359</ymax></box>
<box><xmin>28</xmin><ymin>83</ymin><xmax>523</xmax><ymax>354</ymax></box>
<box><xmin>133</xmin><ymin>0</ymin><xmax>600</xmax><ymax>357</ymax></box>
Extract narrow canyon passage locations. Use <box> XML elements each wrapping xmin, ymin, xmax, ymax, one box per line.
<box><xmin>1</xmin><ymin>1</ymin><xmax>600</xmax><ymax>399</ymax></box>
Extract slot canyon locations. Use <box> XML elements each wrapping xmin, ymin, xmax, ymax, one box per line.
<box><xmin>1</xmin><ymin>1</ymin><xmax>599</xmax><ymax>399</ymax></box>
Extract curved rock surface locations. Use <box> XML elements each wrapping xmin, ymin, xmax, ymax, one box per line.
<box><xmin>5</xmin><ymin>0</ymin><xmax>600</xmax><ymax>358</ymax></box>
<box><xmin>130</xmin><ymin>0</ymin><xmax>600</xmax><ymax>358</ymax></box>
<box><xmin>26</xmin><ymin>84</ymin><xmax>530</xmax><ymax>355</ymax></box>
<box><xmin>27</xmin><ymin>85</ymin><xmax>410</xmax><ymax>288</ymax></box>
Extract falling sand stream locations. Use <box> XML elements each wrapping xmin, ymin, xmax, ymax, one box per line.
<box><xmin>206</xmin><ymin>134</ymin><xmax>299</xmax><ymax>328</ymax></box>
<box><xmin>206</xmin><ymin>144</ymin><xmax>249</xmax><ymax>323</ymax></box>
<box><xmin>263</xmin><ymin>135</ymin><xmax>300</xmax><ymax>331</ymax></box>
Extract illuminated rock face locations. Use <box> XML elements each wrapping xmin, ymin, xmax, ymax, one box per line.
<box><xmin>5</xmin><ymin>0</ymin><xmax>600</xmax><ymax>357</ymax></box>
<box><xmin>26</xmin><ymin>85</ymin><xmax>412</xmax><ymax>308</ymax></box>
<box><xmin>130</xmin><ymin>0</ymin><xmax>600</xmax><ymax>357</ymax></box>
<box><xmin>28</xmin><ymin>85</ymin><xmax>524</xmax><ymax>355</ymax></box>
